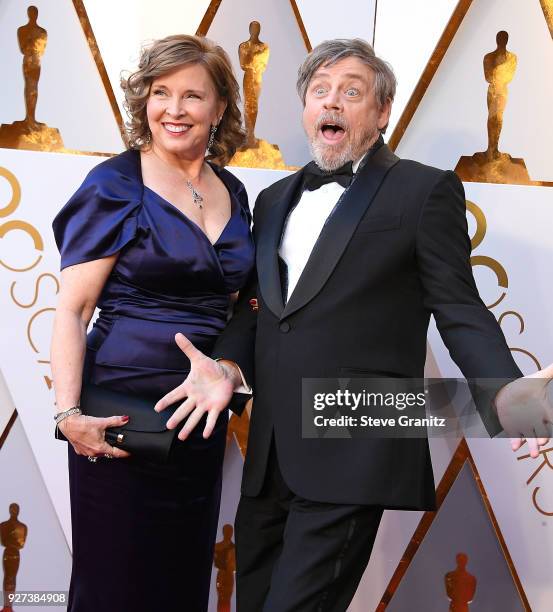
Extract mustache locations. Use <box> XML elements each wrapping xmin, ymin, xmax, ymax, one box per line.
<box><xmin>314</xmin><ymin>112</ymin><xmax>349</xmax><ymax>132</ymax></box>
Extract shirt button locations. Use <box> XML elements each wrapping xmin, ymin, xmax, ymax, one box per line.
<box><xmin>279</xmin><ymin>322</ymin><xmax>291</xmax><ymax>333</ymax></box>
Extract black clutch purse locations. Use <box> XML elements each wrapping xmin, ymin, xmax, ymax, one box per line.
<box><xmin>55</xmin><ymin>383</ymin><xmax>181</xmax><ymax>463</ymax></box>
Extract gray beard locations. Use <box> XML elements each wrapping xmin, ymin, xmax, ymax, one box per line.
<box><xmin>308</xmin><ymin>138</ymin><xmax>354</xmax><ymax>171</ymax></box>
<box><xmin>308</xmin><ymin>128</ymin><xmax>379</xmax><ymax>172</ymax></box>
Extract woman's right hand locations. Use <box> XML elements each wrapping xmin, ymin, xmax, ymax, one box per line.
<box><xmin>59</xmin><ymin>413</ymin><xmax>131</xmax><ymax>459</ymax></box>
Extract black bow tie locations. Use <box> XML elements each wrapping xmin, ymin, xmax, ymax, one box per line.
<box><xmin>303</xmin><ymin>161</ymin><xmax>354</xmax><ymax>191</ymax></box>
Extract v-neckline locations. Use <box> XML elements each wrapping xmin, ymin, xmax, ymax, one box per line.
<box><xmin>136</xmin><ymin>151</ymin><xmax>236</xmax><ymax>247</ymax></box>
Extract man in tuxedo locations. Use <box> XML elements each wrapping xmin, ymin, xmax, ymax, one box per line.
<box><xmin>156</xmin><ymin>39</ymin><xmax>551</xmax><ymax>611</ymax></box>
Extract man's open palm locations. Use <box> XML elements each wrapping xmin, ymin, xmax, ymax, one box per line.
<box><xmin>154</xmin><ymin>333</ymin><xmax>235</xmax><ymax>440</ymax></box>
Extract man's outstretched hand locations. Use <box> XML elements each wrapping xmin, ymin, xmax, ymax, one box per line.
<box><xmin>154</xmin><ymin>333</ymin><xmax>241</xmax><ymax>440</ymax></box>
<box><xmin>494</xmin><ymin>363</ymin><xmax>553</xmax><ymax>458</ymax></box>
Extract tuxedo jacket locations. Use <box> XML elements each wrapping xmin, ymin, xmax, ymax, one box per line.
<box><xmin>214</xmin><ymin>144</ymin><xmax>522</xmax><ymax>510</ymax></box>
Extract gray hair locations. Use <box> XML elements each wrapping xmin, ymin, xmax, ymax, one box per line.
<box><xmin>296</xmin><ymin>38</ymin><xmax>396</xmax><ymax>111</ymax></box>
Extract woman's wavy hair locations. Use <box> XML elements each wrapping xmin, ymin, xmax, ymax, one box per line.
<box><xmin>121</xmin><ymin>34</ymin><xmax>245</xmax><ymax>166</ymax></box>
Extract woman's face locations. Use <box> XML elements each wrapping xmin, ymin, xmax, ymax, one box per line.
<box><xmin>146</xmin><ymin>63</ymin><xmax>226</xmax><ymax>159</ymax></box>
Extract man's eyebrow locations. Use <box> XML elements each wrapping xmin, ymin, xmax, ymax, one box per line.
<box><xmin>341</xmin><ymin>72</ymin><xmax>367</xmax><ymax>81</ymax></box>
<box><xmin>312</xmin><ymin>71</ymin><xmax>367</xmax><ymax>81</ymax></box>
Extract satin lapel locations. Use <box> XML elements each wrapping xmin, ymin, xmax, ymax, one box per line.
<box><xmin>256</xmin><ymin>170</ymin><xmax>305</xmax><ymax>319</ymax></box>
<box><xmin>282</xmin><ymin>145</ymin><xmax>400</xmax><ymax>320</ymax></box>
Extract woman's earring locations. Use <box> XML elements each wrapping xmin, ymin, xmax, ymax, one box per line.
<box><xmin>207</xmin><ymin>124</ymin><xmax>217</xmax><ymax>151</ymax></box>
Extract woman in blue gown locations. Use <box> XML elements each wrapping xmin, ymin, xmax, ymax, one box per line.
<box><xmin>50</xmin><ymin>35</ymin><xmax>254</xmax><ymax>611</ymax></box>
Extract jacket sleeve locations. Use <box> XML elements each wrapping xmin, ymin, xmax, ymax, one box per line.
<box><xmin>211</xmin><ymin>190</ymin><xmax>265</xmax><ymax>415</ymax></box>
<box><xmin>415</xmin><ymin>170</ymin><xmax>522</xmax><ymax>436</ymax></box>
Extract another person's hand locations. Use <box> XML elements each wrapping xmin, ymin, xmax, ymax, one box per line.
<box><xmin>154</xmin><ymin>333</ymin><xmax>242</xmax><ymax>440</ymax></box>
<box><xmin>494</xmin><ymin>363</ymin><xmax>553</xmax><ymax>458</ymax></box>
<box><xmin>58</xmin><ymin>413</ymin><xmax>131</xmax><ymax>459</ymax></box>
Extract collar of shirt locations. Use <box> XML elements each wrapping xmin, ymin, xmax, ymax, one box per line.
<box><xmin>278</xmin><ymin>135</ymin><xmax>386</xmax><ymax>302</ymax></box>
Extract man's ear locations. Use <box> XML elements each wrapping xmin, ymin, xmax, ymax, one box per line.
<box><xmin>378</xmin><ymin>97</ymin><xmax>393</xmax><ymax>133</ymax></box>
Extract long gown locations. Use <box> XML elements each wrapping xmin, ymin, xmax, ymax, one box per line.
<box><xmin>52</xmin><ymin>149</ymin><xmax>255</xmax><ymax>612</ymax></box>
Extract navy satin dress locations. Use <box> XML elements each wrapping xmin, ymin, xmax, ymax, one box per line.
<box><xmin>52</xmin><ymin>149</ymin><xmax>254</xmax><ymax>612</ymax></box>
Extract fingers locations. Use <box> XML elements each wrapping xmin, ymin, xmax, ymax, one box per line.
<box><xmin>103</xmin><ymin>443</ymin><xmax>130</xmax><ymax>459</ymax></box>
<box><xmin>83</xmin><ymin>442</ymin><xmax>130</xmax><ymax>460</ymax></box>
<box><xmin>155</xmin><ymin>383</ymin><xmax>188</xmax><ymax>413</ymax></box>
<box><xmin>102</xmin><ymin>415</ymin><xmax>130</xmax><ymax>429</ymax></box>
<box><xmin>203</xmin><ymin>408</ymin><xmax>221</xmax><ymax>439</ymax></box>
<box><xmin>166</xmin><ymin>398</ymin><xmax>195</xmax><ymax>430</ymax></box>
<box><xmin>78</xmin><ymin>415</ymin><xmax>130</xmax><ymax>459</ymax></box>
<box><xmin>181</xmin><ymin>403</ymin><xmax>226</xmax><ymax>441</ymax></box>
<box><xmin>175</xmin><ymin>333</ymin><xmax>204</xmax><ymax>363</ymax></box>
<box><xmin>513</xmin><ymin>437</ymin><xmax>550</xmax><ymax>459</ymax></box>
<box><xmin>178</xmin><ymin>406</ymin><xmax>206</xmax><ymax>441</ymax></box>
<box><xmin>527</xmin><ymin>438</ymin><xmax>540</xmax><ymax>458</ymax></box>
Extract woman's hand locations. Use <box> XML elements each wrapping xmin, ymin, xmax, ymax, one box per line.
<box><xmin>59</xmin><ymin>413</ymin><xmax>131</xmax><ymax>459</ymax></box>
<box><xmin>154</xmin><ymin>333</ymin><xmax>239</xmax><ymax>440</ymax></box>
<box><xmin>51</xmin><ymin>256</ymin><xmax>125</xmax><ymax>459</ymax></box>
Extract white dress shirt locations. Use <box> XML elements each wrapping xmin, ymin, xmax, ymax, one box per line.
<box><xmin>279</xmin><ymin>157</ymin><xmax>363</xmax><ymax>302</ymax></box>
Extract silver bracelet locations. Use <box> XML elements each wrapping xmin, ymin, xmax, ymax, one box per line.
<box><xmin>54</xmin><ymin>406</ymin><xmax>82</xmax><ymax>426</ymax></box>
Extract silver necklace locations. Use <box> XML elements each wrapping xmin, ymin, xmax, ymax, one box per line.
<box><xmin>185</xmin><ymin>179</ymin><xmax>204</xmax><ymax>209</ymax></box>
<box><xmin>151</xmin><ymin>149</ymin><xmax>205</xmax><ymax>208</ymax></box>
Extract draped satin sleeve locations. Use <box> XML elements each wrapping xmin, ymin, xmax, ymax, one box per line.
<box><xmin>52</xmin><ymin>159</ymin><xmax>142</xmax><ymax>271</ymax></box>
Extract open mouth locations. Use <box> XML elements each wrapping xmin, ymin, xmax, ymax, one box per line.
<box><xmin>319</xmin><ymin>122</ymin><xmax>346</xmax><ymax>143</ymax></box>
<box><xmin>162</xmin><ymin>122</ymin><xmax>192</xmax><ymax>135</ymax></box>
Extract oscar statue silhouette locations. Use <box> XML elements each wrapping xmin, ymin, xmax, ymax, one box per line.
<box><xmin>230</xmin><ymin>21</ymin><xmax>293</xmax><ymax>169</ymax></box>
<box><xmin>444</xmin><ymin>552</ymin><xmax>477</xmax><ymax>612</ymax></box>
<box><xmin>0</xmin><ymin>6</ymin><xmax>63</xmax><ymax>152</ymax></box>
<box><xmin>214</xmin><ymin>524</ymin><xmax>236</xmax><ymax>612</ymax></box>
<box><xmin>455</xmin><ymin>31</ymin><xmax>533</xmax><ymax>185</ymax></box>
<box><xmin>1</xmin><ymin>504</ymin><xmax>28</xmax><ymax>612</ymax></box>
<box><xmin>240</xmin><ymin>21</ymin><xmax>269</xmax><ymax>149</ymax></box>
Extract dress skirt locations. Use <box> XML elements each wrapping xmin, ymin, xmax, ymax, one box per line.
<box><xmin>66</xmin><ymin>349</ymin><xmax>228</xmax><ymax>612</ymax></box>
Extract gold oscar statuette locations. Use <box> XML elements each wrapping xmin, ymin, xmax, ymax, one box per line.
<box><xmin>0</xmin><ymin>6</ymin><xmax>64</xmax><ymax>152</ymax></box>
<box><xmin>444</xmin><ymin>552</ymin><xmax>477</xmax><ymax>612</ymax></box>
<box><xmin>1</xmin><ymin>503</ymin><xmax>28</xmax><ymax>612</ymax></box>
<box><xmin>455</xmin><ymin>31</ymin><xmax>534</xmax><ymax>185</ymax></box>
<box><xmin>240</xmin><ymin>20</ymin><xmax>269</xmax><ymax>149</ymax></box>
<box><xmin>214</xmin><ymin>524</ymin><xmax>236</xmax><ymax>612</ymax></box>
<box><xmin>229</xmin><ymin>21</ymin><xmax>293</xmax><ymax>170</ymax></box>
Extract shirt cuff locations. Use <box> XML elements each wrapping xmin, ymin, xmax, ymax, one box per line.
<box><xmin>215</xmin><ymin>359</ymin><xmax>252</xmax><ymax>395</ymax></box>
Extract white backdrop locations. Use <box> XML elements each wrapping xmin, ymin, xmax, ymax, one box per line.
<box><xmin>1</xmin><ymin>0</ymin><xmax>552</xmax><ymax>610</ymax></box>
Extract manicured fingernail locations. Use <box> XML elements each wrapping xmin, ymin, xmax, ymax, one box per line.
<box><xmin>122</xmin><ymin>415</ymin><xmax>129</xmax><ymax>422</ymax></box>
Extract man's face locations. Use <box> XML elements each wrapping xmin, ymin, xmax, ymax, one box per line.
<box><xmin>302</xmin><ymin>57</ymin><xmax>391</xmax><ymax>171</ymax></box>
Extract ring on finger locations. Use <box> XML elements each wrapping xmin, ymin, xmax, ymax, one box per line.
<box><xmin>87</xmin><ymin>456</ymin><xmax>98</xmax><ymax>463</ymax></box>
<box><xmin>104</xmin><ymin>447</ymin><xmax>115</xmax><ymax>459</ymax></box>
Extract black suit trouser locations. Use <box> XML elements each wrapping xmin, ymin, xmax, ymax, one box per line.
<box><xmin>235</xmin><ymin>439</ymin><xmax>383</xmax><ymax>612</ymax></box>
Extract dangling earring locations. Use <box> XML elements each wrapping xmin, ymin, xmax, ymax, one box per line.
<box><xmin>207</xmin><ymin>124</ymin><xmax>217</xmax><ymax>151</ymax></box>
